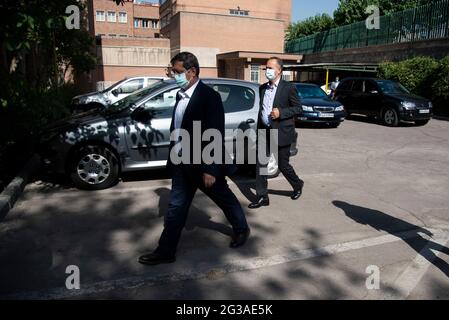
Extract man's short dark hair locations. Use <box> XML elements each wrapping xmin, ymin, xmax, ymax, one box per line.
<box><xmin>268</xmin><ymin>57</ymin><xmax>284</xmax><ymax>71</ymax></box>
<box><xmin>171</xmin><ymin>52</ymin><xmax>200</xmax><ymax>76</ymax></box>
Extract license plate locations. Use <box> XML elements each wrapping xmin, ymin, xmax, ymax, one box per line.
<box><xmin>419</xmin><ymin>109</ymin><xmax>430</xmax><ymax>114</ymax></box>
<box><xmin>319</xmin><ymin>113</ymin><xmax>334</xmax><ymax>118</ymax></box>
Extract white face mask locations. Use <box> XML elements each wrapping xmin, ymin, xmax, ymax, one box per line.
<box><xmin>266</xmin><ymin>68</ymin><xmax>277</xmax><ymax>81</ymax></box>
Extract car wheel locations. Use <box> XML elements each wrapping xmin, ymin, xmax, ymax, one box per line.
<box><xmin>382</xmin><ymin>108</ymin><xmax>399</xmax><ymax>127</ymax></box>
<box><xmin>69</xmin><ymin>145</ymin><xmax>119</xmax><ymax>190</ymax></box>
<box><xmin>415</xmin><ymin>120</ymin><xmax>430</xmax><ymax>126</ymax></box>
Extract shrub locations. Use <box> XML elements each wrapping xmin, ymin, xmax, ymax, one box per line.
<box><xmin>432</xmin><ymin>55</ymin><xmax>449</xmax><ymax>116</ymax></box>
<box><xmin>378</xmin><ymin>56</ymin><xmax>440</xmax><ymax>99</ymax></box>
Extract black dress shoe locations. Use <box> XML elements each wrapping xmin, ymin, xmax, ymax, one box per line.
<box><xmin>230</xmin><ymin>228</ymin><xmax>251</xmax><ymax>248</ymax></box>
<box><xmin>138</xmin><ymin>252</ymin><xmax>176</xmax><ymax>266</ymax></box>
<box><xmin>248</xmin><ymin>197</ymin><xmax>270</xmax><ymax>209</ymax></box>
<box><xmin>291</xmin><ymin>181</ymin><xmax>304</xmax><ymax>200</ymax></box>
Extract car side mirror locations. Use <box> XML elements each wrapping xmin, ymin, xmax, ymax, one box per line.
<box><xmin>111</xmin><ymin>89</ymin><xmax>119</xmax><ymax>97</ymax></box>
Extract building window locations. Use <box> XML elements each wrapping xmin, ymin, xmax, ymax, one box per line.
<box><xmin>230</xmin><ymin>9</ymin><xmax>249</xmax><ymax>16</ymax></box>
<box><xmin>107</xmin><ymin>11</ymin><xmax>116</xmax><ymax>22</ymax></box>
<box><xmin>141</xmin><ymin>19</ymin><xmax>149</xmax><ymax>28</ymax></box>
<box><xmin>251</xmin><ymin>65</ymin><xmax>260</xmax><ymax>83</ymax></box>
<box><xmin>96</xmin><ymin>11</ymin><xmax>105</xmax><ymax>22</ymax></box>
<box><xmin>134</xmin><ymin>18</ymin><xmax>139</xmax><ymax>28</ymax></box>
<box><xmin>152</xmin><ymin>20</ymin><xmax>159</xmax><ymax>29</ymax></box>
<box><xmin>118</xmin><ymin>12</ymin><xmax>127</xmax><ymax>23</ymax></box>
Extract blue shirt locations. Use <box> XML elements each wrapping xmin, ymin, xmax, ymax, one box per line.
<box><xmin>261</xmin><ymin>79</ymin><xmax>280</xmax><ymax>127</ymax></box>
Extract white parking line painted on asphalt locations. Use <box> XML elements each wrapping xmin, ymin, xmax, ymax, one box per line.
<box><xmin>385</xmin><ymin>231</ymin><xmax>449</xmax><ymax>300</ymax></box>
<box><xmin>3</xmin><ymin>226</ymin><xmax>448</xmax><ymax>300</ymax></box>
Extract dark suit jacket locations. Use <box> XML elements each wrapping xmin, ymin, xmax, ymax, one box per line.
<box><xmin>167</xmin><ymin>80</ymin><xmax>236</xmax><ymax>179</ymax></box>
<box><xmin>258</xmin><ymin>80</ymin><xmax>303</xmax><ymax>147</ymax></box>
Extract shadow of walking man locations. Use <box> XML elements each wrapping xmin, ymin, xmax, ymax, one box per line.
<box><xmin>333</xmin><ymin>200</ymin><xmax>449</xmax><ymax>278</ymax></box>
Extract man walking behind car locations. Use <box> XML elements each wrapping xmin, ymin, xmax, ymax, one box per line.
<box><xmin>248</xmin><ymin>57</ymin><xmax>304</xmax><ymax>209</ymax></box>
<box><xmin>139</xmin><ymin>52</ymin><xmax>250</xmax><ymax>266</ymax></box>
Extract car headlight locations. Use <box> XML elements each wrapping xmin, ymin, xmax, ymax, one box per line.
<box><xmin>335</xmin><ymin>105</ymin><xmax>344</xmax><ymax>112</ymax></box>
<box><xmin>401</xmin><ymin>101</ymin><xmax>416</xmax><ymax>110</ymax></box>
<box><xmin>302</xmin><ymin>105</ymin><xmax>314</xmax><ymax>112</ymax></box>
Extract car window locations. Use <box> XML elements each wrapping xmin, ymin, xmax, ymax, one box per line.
<box><xmin>147</xmin><ymin>79</ymin><xmax>162</xmax><ymax>87</ymax></box>
<box><xmin>352</xmin><ymin>80</ymin><xmax>364</xmax><ymax>92</ymax></box>
<box><xmin>297</xmin><ymin>85</ymin><xmax>328</xmax><ymax>99</ymax></box>
<box><xmin>209</xmin><ymin>84</ymin><xmax>255</xmax><ymax>113</ymax></box>
<box><xmin>119</xmin><ymin>79</ymin><xmax>145</xmax><ymax>94</ymax></box>
<box><xmin>141</xmin><ymin>87</ymin><xmax>180</xmax><ymax>119</ymax></box>
<box><xmin>364</xmin><ymin>81</ymin><xmax>379</xmax><ymax>93</ymax></box>
<box><xmin>376</xmin><ymin>80</ymin><xmax>410</xmax><ymax>94</ymax></box>
<box><xmin>337</xmin><ymin>80</ymin><xmax>352</xmax><ymax>91</ymax></box>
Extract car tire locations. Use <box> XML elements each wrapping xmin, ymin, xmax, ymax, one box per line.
<box><xmin>415</xmin><ymin>120</ymin><xmax>430</xmax><ymax>126</ymax></box>
<box><xmin>382</xmin><ymin>107</ymin><xmax>399</xmax><ymax>127</ymax></box>
<box><xmin>69</xmin><ymin>145</ymin><xmax>119</xmax><ymax>190</ymax></box>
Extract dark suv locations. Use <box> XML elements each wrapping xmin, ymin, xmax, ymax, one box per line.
<box><xmin>333</xmin><ymin>78</ymin><xmax>433</xmax><ymax>127</ymax></box>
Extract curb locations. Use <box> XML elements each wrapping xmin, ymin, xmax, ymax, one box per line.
<box><xmin>0</xmin><ymin>154</ymin><xmax>42</xmax><ymax>221</ymax></box>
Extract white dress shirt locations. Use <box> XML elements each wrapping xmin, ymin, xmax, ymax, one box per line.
<box><xmin>173</xmin><ymin>79</ymin><xmax>200</xmax><ymax>153</ymax></box>
<box><xmin>261</xmin><ymin>78</ymin><xmax>280</xmax><ymax>127</ymax></box>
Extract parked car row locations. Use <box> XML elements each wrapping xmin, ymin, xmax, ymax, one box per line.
<box><xmin>39</xmin><ymin>75</ymin><xmax>433</xmax><ymax>190</ymax></box>
<box><xmin>40</xmin><ymin>78</ymin><xmax>298</xmax><ymax>190</ymax></box>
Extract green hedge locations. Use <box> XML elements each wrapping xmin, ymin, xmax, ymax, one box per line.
<box><xmin>378</xmin><ymin>55</ymin><xmax>449</xmax><ymax>116</ymax></box>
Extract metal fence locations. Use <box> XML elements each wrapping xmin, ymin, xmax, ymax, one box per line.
<box><xmin>286</xmin><ymin>0</ymin><xmax>449</xmax><ymax>55</ymax></box>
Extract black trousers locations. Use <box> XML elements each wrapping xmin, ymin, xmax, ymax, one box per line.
<box><xmin>156</xmin><ymin>165</ymin><xmax>249</xmax><ymax>257</ymax></box>
<box><xmin>256</xmin><ymin>128</ymin><xmax>303</xmax><ymax>197</ymax></box>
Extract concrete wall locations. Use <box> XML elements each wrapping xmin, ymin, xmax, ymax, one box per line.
<box><xmin>93</xmin><ymin>37</ymin><xmax>171</xmax><ymax>88</ymax></box>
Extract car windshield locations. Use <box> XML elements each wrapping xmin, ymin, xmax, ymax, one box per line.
<box><xmin>100</xmin><ymin>78</ymin><xmax>128</xmax><ymax>93</ymax></box>
<box><xmin>106</xmin><ymin>81</ymin><xmax>171</xmax><ymax>113</ymax></box>
<box><xmin>296</xmin><ymin>85</ymin><xmax>328</xmax><ymax>99</ymax></box>
<box><xmin>376</xmin><ymin>81</ymin><xmax>410</xmax><ymax>94</ymax></box>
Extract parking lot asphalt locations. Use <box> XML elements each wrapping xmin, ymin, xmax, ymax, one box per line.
<box><xmin>1</xmin><ymin>116</ymin><xmax>449</xmax><ymax>300</ymax></box>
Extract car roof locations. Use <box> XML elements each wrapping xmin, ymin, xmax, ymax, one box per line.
<box><xmin>293</xmin><ymin>82</ymin><xmax>320</xmax><ymax>87</ymax></box>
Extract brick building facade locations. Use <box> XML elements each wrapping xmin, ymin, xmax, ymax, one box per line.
<box><xmin>84</xmin><ymin>0</ymin><xmax>301</xmax><ymax>90</ymax></box>
<box><xmin>87</xmin><ymin>0</ymin><xmax>170</xmax><ymax>90</ymax></box>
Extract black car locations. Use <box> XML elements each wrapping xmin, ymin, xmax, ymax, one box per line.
<box><xmin>333</xmin><ymin>78</ymin><xmax>433</xmax><ymax>127</ymax></box>
<box><xmin>294</xmin><ymin>83</ymin><xmax>346</xmax><ymax>128</ymax></box>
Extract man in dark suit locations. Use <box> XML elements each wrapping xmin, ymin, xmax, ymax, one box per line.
<box><xmin>249</xmin><ymin>57</ymin><xmax>304</xmax><ymax>209</ymax></box>
<box><xmin>139</xmin><ymin>52</ymin><xmax>250</xmax><ymax>266</ymax></box>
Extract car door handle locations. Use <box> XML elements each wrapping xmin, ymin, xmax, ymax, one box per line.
<box><xmin>246</xmin><ymin>119</ymin><xmax>255</xmax><ymax>124</ymax></box>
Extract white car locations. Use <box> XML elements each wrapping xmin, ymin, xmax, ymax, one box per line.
<box><xmin>71</xmin><ymin>76</ymin><xmax>168</xmax><ymax>112</ymax></box>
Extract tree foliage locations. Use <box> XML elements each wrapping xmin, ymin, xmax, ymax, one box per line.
<box><xmin>334</xmin><ymin>0</ymin><xmax>440</xmax><ymax>26</ymax></box>
<box><xmin>288</xmin><ymin>0</ymin><xmax>442</xmax><ymax>41</ymax></box>
<box><xmin>286</xmin><ymin>14</ymin><xmax>335</xmax><ymax>41</ymax></box>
